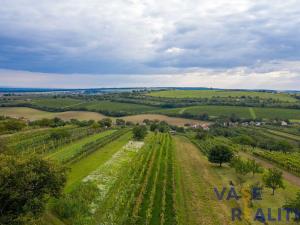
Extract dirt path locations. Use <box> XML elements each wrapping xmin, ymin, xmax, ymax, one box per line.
<box><xmin>239</xmin><ymin>151</ymin><xmax>300</xmax><ymax>187</ymax></box>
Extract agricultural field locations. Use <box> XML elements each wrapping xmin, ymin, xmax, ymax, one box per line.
<box><xmin>121</xmin><ymin>113</ymin><xmax>208</xmax><ymax>127</ymax></box>
<box><xmin>30</xmin><ymin>98</ymin><xmax>84</xmax><ymax>109</ymax></box>
<box><xmin>157</xmin><ymin>105</ymin><xmax>300</xmax><ymax>120</ymax></box>
<box><xmin>0</xmin><ymin>107</ymin><xmax>106</xmax><ymax>121</ymax></box>
<box><xmin>149</xmin><ymin>90</ymin><xmax>298</xmax><ymax>102</ymax></box>
<box><xmin>72</xmin><ymin>100</ymin><xmax>158</xmax><ymax>113</ymax></box>
<box><xmin>0</xmin><ymin>107</ymin><xmax>209</xmax><ymax>127</ymax></box>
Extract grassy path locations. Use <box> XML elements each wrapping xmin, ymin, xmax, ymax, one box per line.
<box><xmin>65</xmin><ymin>131</ymin><xmax>132</xmax><ymax>192</ymax></box>
<box><xmin>174</xmin><ymin>136</ymin><xmax>245</xmax><ymax>225</ymax></box>
<box><xmin>249</xmin><ymin>107</ymin><xmax>256</xmax><ymax>119</ymax></box>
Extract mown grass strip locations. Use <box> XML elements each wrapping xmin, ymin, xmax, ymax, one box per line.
<box><xmin>64</xmin><ymin>131</ymin><xmax>132</xmax><ymax>192</ymax></box>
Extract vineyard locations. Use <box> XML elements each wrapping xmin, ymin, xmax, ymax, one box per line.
<box><xmin>1</xmin><ymin>126</ymin><xmax>103</xmax><ymax>155</ymax></box>
<box><xmin>51</xmin><ymin>132</ymin><xmax>178</xmax><ymax>225</ymax></box>
<box><xmin>253</xmin><ymin>149</ymin><xmax>300</xmax><ymax>176</ymax></box>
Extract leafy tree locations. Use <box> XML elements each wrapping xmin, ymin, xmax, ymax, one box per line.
<box><xmin>246</xmin><ymin>159</ymin><xmax>263</xmax><ymax>176</ymax></box>
<box><xmin>0</xmin><ymin>155</ymin><xmax>67</xmax><ymax>225</ymax></box>
<box><xmin>125</xmin><ymin>121</ymin><xmax>134</xmax><ymax>126</ymax></box>
<box><xmin>116</xmin><ymin>119</ymin><xmax>126</xmax><ymax>126</ymax></box>
<box><xmin>283</xmin><ymin>191</ymin><xmax>300</xmax><ymax>220</ymax></box>
<box><xmin>99</xmin><ymin>118</ymin><xmax>112</xmax><ymax>128</ymax></box>
<box><xmin>158</xmin><ymin>121</ymin><xmax>169</xmax><ymax>133</ymax></box>
<box><xmin>3</xmin><ymin>119</ymin><xmax>26</xmax><ymax>132</ymax></box>
<box><xmin>50</xmin><ymin>130</ymin><xmax>71</xmax><ymax>140</ymax></box>
<box><xmin>133</xmin><ymin>125</ymin><xmax>148</xmax><ymax>140</ymax></box>
<box><xmin>233</xmin><ymin>135</ymin><xmax>255</xmax><ymax>146</ymax></box>
<box><xmin>196</xmin><ymin>131</ymin><xmax>208</xmax><ymax>140</ymax></box>
<box><xmin>208</xmin><ymin>145</ymin><xmax>233</xmax><ymax>167</ymax></box>
<box><xmin>230</xmin><ymin>157</ymin><xmax>251</xmax><ymax>188</ymax></box>
<box><xmin>276</xmin><ymin>140</ymin><xmax>293</xmax><ymax>152</ymax></box>
<box><xmin>150</xmin><ymin>123</ymin><xmax>158</xmax><ymax>132</ymax></box>
<box><xmin>263</xmin><ymin>168</ymin><xmax>284</xmax><ymax>195</ymax></box>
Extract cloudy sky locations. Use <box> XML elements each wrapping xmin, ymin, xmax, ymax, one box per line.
<box><xmin>0</xmin><ymin>0</ymin><xmax>300</xmax><ymax>89</ymax></box>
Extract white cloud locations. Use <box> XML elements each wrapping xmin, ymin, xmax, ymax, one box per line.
<box><xmin>0</xmin><ymin>69</ymin><xmax>299</xmax><ymax>90</ymax></box>
<box><xmin>0</xmin><ymin>0</ymin><xmax>300</xmax><ymax>74</ymax></box>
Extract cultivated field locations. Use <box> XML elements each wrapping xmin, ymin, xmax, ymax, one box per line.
<box><xmin>0</xmin><ymin>107</ymin><xmax>208</xmax><ymax>126</ymax></box>
<box><xmin>149</xmin><ymin>90</ymin><xmax>298</xmax><ymax>102</ymax></box>
<box><xmin>0</xmin><ymin>107</ymin><xmax>107</xmax><ymax>121</ymax></box>
<box><xmin>121</xmin><ymin>114</ymin><xmax>208</xmax><ymax>126</ymax></box>
<box><xmin>157</xmin><ymin>105</ymin><xmax>300</xmax><ymax>120</ymax></box>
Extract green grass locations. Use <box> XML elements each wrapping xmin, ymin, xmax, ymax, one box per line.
<box><xmin>65</xmin><ymin>131</ymin><xmax>132</xmax><ymax>192</ymax></box>
<box><xmin>157</xmin><ymin>105</ymin><xmax>300</xmax><ymax>120</ymax></box>
<box><xmin>46</xmin><ymin>130</ymin><xmax>116</xmax><ymax>162</ymax></box>
<box><xmin>249</xmin><ymin>107</ymin><xmax>256</xmax><ymax>119</ymax></box>
<box><xmin>31</xmin><ymin>98</ymin><xmax>84</xmax><ymax>109</ymax></box>
<box><xmin>254</xmin><ymin>107</ymin><xmax>300</xmax><ymax>120</ymax></box>
<box><xmin>183</xmin><ymin>105</ymin><xmax>252</xmax><ymax>118</ymax></box>
<box><xmin>263</xmin><ymin>128</ymin><xmax>300</xmax><ymax>142</ymax></box>
<box><xmin>73</xmin><ymin>100</ymin><xmax>158</xmax><ymax>113</ymax></box>
<box><xmin>149</xmin><ymin>90</ymin><xmax>298</xmax><ymax>102</ymax></box>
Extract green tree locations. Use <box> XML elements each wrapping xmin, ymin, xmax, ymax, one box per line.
<box><xmin>116</xmin><ymin>119</ymin><xmax>126</xmax><ymax>126</ymax></box>
<box><xmin>0</xmin><ymin>155</ymin><xmax>67</xmax><ymax>225</ymax></box>
<box><xmin>150</xmin><ymin>123</ymin><xmax>158</xmax><ymax>132</ymax></box>
<box><xmin>283</xmin><ymin>191</ymin><xmax>300</xmax><ymax>218</ymax></box>
<box><xmin>246</xmin><ymin>159</ymin><xmax>263</xmax><ymax>177</ymax></box>
<box><xmin>230</xmin><ymin>157</ymin><xmax>251</xmax><ymax>188</ymax></box>
<box><xmin>50</xmin><ymin>129</ymin><xmax>71</xmax><ymax>140</ymax></box>
<box><xmin>133</xmin><ymin>125</ymin><xmax>148</xmax><ymax>140</ymax></box>
<box><xmin>99</xmin><ymin>118</ymin><xmax>112</xmax><ymax>128</ymax></box>
<box><xmin>263</xmin><ymin>168</ymin><xmax>284</xmax><ymax>195</ymax></box>
<box><xmin>208</xmin><ymin>145</ymin><xmax>233</xmax><ymax>167</ymax></box>
<box><xmin>276</xmin><ymin>140</ymin><xmax>293</xmax><ymax>152</ymax></box>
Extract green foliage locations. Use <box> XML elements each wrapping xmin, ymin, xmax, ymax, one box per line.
<box><xmin>98</xmin><ymin>118</ymin><xmax>112</xmax><ymax>128</ymax></box>
<box><xmin>276</xmin><ymin>140</ymin><xmax>293</xmax><ymax>152</ymax></box>
<box><xmin>232</xmin><ymin>135</ymin><xmax>255</xmax><ymax>146</ymax></box>
<box><xmin>0</xmin><ymin>118</ymin><xmax>26</xmax><ymax>134</ymax></box>
<box><xmin>283</xmin><ymin>192</ymin><xmax>300</xmax><ymax>218</ymax></box>
<box><xmin>29</xmin><ymin>117</ymin><xmax>66</xmax><ymax>128</ymax></box>
<box><xmin>246</xmin><ymin>159</ymin><xmax>263</xmax><ymax>176</ymax></box>
<box><xmin>195</xmin><ymin>130</ymin><xmax>209</xmax><ymax>140</ymax></box>
<box><xmin>116</xmin><ymin>118</ymin><xmax>126</xmax><ymax>126</ymax></box>
<box><xmin>0</xmin><ymin>155</ymin><xmax>67</xmax><ymax>225</ymax></box>
<box><xmin>53</xmin><ymin>182</ymin><xmax>98</xmax><ymax>225</ymax></box>
<box><xmin>230</xmin><ymin>157</ymin><xmax>251</xmax><ymax>187</ymax></box>
<box><xmin>50</xmin><ymin>129</ymin><xmax>71</xmax><ymax>140</ymax></box>
<box><xmin>253</xmin><ymin>150</ymin><xmax>300</xmax><ymax>176</ymax></box>
<box><xmin>133</xmin><ymin>125</ymin><xmax>148</xmax><ymax>140</ymax></box>
<box><xmin>0</xmin><ymin>139</ymin><xmax>8</xmax><ymax>153</ymax></box>
<box><xmin>263</xmin><ymin>168</ymin><xmax>284</xmax><ymax>195</ymax></box>
<box><xmin>208</xmin><ymin>145</ymin><xmax>233</xmax><ymax>167</ymax></box>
